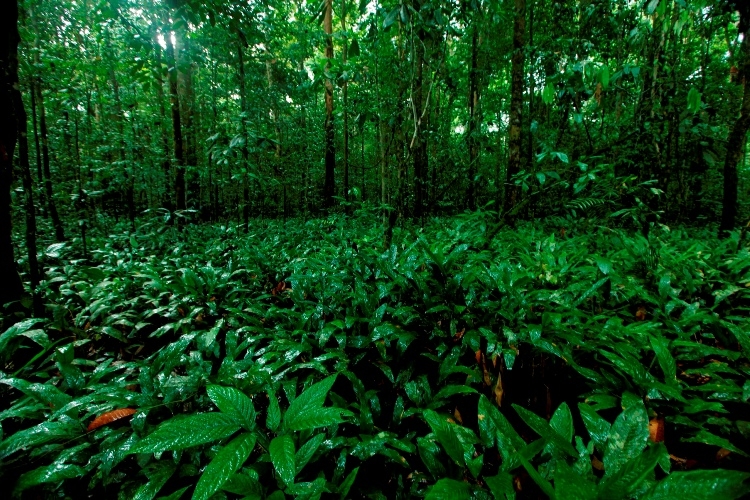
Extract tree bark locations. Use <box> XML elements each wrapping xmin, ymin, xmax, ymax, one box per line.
<box><xmin>504</xmin><ymin>0</ymin><xmax>525</xmax><ymax>222</ymax></box>
<box><xmin>237</xmin><ymin>34</ymin><xmax>250</xmax><ymax>232</ymax></box>
<box><xmin>720</xmin><ymin>32</ymin><xmax>750</xmax><ymax>237</ymax></box>
<box><xmin>0</xmin><ymin>0</ymin><xmax>24</xmax><ymax>306</ymax></box>
<box><xmin>166</xmin><ymin>27</ymin><xmax>185</xmax><ymax>214</ymax></box>
<box><xmin>14</xmin><ymin>83</ymin><xmax>41</xmax><ymax>316</ymax></box>
<box><xmin>467</xmin><ymin>2</ymin><xmax>482</xmax><ymax>211</ymax></box>
<box><xmin>341</xmin><ymin>0</ymin><xmax>350</xmax><ymax>209</ymax></box>
<box><xmin>323</xmin><ymin>0</ymin><xmax>336</xmax><ymax>208</ymax></box>
<box><xmin>412</xmin><ymin>0</ymin><xmax>429</xmax><ymax>219</ymax></box>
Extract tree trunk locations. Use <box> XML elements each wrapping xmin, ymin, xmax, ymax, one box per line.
<box><xmin>108</xmin><ymin>41</ymin><xmax>135</xmax><ymax>228</ymax></box>
<box><xmin>14</xmin><ymin>82</ymin><xmax>41</xmax><ymax>316</ymax></box>
<box><xmin>720</xmin><ymin>32</ymin><xmax>750</xmax><ymax>237</ymax></box>
<box><xmin>237</xmin><ymin>35</ymin><xmax>250</xmax><ymax>232</ymax></box>
<box><xmin>412</xmin><ymin>0</ymin><xmax>429</xmax><ymax>219</ymax></box>
<box><xmin>152</xmin><ymin>27</ymin><xmax>173</xmax><ymax>211</ymax></box>
<box><xmin>341</xmin><ymin>0</ymin><xmax>350</xmax><ymax>210</ymax></box>
<box><xmin>0</xmin><ymin>0</ymin><xmax>24</xmax><ymax>306</ymax></box>
<box><xmin>323</xmin><ymin>0</ymin><xmax>336</xmax><ymax>208</ymax></box>
<box><xmin>166</xmin><ymin>27</ymin><xmax>185</xmax><ymax>214</ymax></box>
<box><xmin>467</xmin><ymin>3</ymin><xmax>482</xmax><ymax>211</ymax></box>
<box><xmin>504</xmin><ymin>0</ymin><xmax>526</xmax><ymax>222</ymax></box>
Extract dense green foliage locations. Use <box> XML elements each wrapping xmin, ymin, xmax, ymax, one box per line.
<box><xmin>2</xmin><ymin>211</ymin><xmax>750</xmax><ymax>498</ymax></box>
<box><xmin>4</xmin><ymin>0</ymin><xmax>750</xmax><ymax>498</ymax></box>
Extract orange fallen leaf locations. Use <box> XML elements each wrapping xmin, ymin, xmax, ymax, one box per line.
<box><xmin>635</xmin><ymin>306</ymin><xmax>647</xmax><ymax>321</ymax></box>
<box><xmin>716</xmin><ymin>448</ymin><xmax>732</xmax><ymax>460</ymax></box>
<box><xmin>649</xmin><ymin>416</ymin><xmax>664</xmax><ymax>443</ymax></box>
<box><xmin>87</xmin><ymin>408</ymin><xmax>137</xmax><ymax>431</ymax></box>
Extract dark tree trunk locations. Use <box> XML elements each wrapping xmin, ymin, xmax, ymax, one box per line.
<box><xmin>467</xmin><ymin>3</ymin><xmax>482</xmax><ymax>211</ymax></box>
<box><xmin>14</xmin><ymin>83</ymin><xmax>41</xmax><ymax>316</ymax></box>
<box><xmin>412</xmin><ymin>0</ymin><xmax>429</xmax><ymax>219</ymax></box>
<box><xmin>341</xmin><ymin>0</ymin><xmax>350</xmax><ymax>210</ymax></box>
<box><xmin>152</xmin><ymin>27</ymin><xmax>173</xmax><ymax>211</ymax></box>
<box><xmin>237</xmin><ymin>35</ymin><xmax>250</xmax><ymax>232</ymax></box>
<box><xmin>0</xmin><ymin>0</ymin><xmax>24</xmax><ymax>306</ymax></box>
<box><xmin>504</xmin><ymin>0</ymin><xmax>526</xmax><ymax>222</ymax></box>
<box><xmin>721</xmin><ymin>32</ymin><xmax>750</xmax><ymax>237</ymax></box>
<box><xmin>166</xmin><ymin>29</ymin><xmax>185</xmax><ymax>214</ymax></box>
<box><xmin>108</xmin><ymin>47</ymin><xmax>135</xmax><ymax>228</ymax></box>
<box><xmin>323</xmin><ymin>0</ymin><xmax>336</xmax><ymax>208</ymax></box>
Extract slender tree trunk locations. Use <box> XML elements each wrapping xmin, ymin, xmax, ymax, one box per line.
<box><xmin>153</xmin><ymin>28</ymin><xmax>172</xmax><ymax>211</ymax></box>
<box><xmin>467</xmin><ymin>3</ymin><xmax>482</xmax><ymax>211</ymax></box>
<box><xmin>0</xmin><ymin>0</ymin><xmax>24</xmax><ymax>306</ymax></box>
<box><xmin>323</xmin><ymin>0</ymin><xmax>336</xmax><ymax>208</ymax></box>
<box><xmin>29</xmin><ymin>77</ymin><xmax>44</xmax><ymax>210</ymax></box>
<box><xmin>526</xmin><ymin>0</ymin><xmax>535</xmax><ymax>173</ymax></box>
<box><xmin>14</xmin><ymin>84</ymin><xmax>41</xmax><ymax>316</ymax></box>
<box><xmin>412</xmin><ymin>3</ymin><xmax>429</xmax><ymax>219</ymax></box>
<box><xmin>504</xmin><ymin>0</ymin><xmax>526</xmax><ymax>222</ymax></box>
<box><xmin>34</xmin><ymin>73</ymin><xmax>65</xmax><ymax>241</ymax></box>
<box><xmin>108</xmin><ymin>45</ymin><xmax>135</xmax><ymax>228</ymax></box>
<box><xmin>237</xmin><ymin>35</ymin><xmax>250</xmax><ymax>232</ymax></box>
<box><xmin>166</xmin><ymin>28</ymin><xmax>185</xmax><ymax>214</ymax></box>
<box><xmin>341</xmin><ymin>0</ymin><xmax>350</xmax><ymax>210</ymax></box>
<box><xmin>721</xmin><ymin>32</ymin><xmax>750</xmax><ymax>237</ymax></box>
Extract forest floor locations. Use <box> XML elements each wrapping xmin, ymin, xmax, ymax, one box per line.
<box><xmin>1</xmin><ymin>211</ymin><xmax>749</xmax><ymax>498</ymax></box>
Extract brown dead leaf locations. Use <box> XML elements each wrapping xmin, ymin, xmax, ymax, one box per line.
<box><xmin>635</xmin><ymin>306</ymin><xmax>647</xmax><ymax>321</ymax></box>
<box><xmin>87</xmin><ymin>408</ymin><xmax>137</xmax><ymax>431</ymax></box>
<box><xmin>649</xmin><ymin>416</ymin><xmax>664</xmax><ymax>443</ymax></box>
<box><xmin>716</xmin><ymin>448</ymin><xmax>732</xmax><ymax>461</ymax></box>
<box><xmin>592</xmin><ymin>457</ymin><xmax>604</xmax><ymax>470</ymax></box>
<box><xmin>494</xmin><ymin>373</ymin><xmax>504</xmax><ymax>407</ymax></box>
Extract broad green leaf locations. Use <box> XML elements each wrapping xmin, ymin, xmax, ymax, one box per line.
<box><xmin>207</xmin><ymin>385</ymin><xmax>256</xmax><ymax>431</ymax></box>
<box><xmin>484</xmin><ymin>471</ymin><xmax>515</xmax><ymax>500</ymax></box>
<box><xmin>642</xmin><ymin>470</ymin><xmax>750</xmax><ymax>499</ymax></box>
<box><xmin>129</xmin><ymin>413</ymin><xmax>241</xmax><ymax>454</ymax></box>
<box><xmin>478</xmin><ymin>395</ymin><xmax>525</xmax><ymax>454</ymax></box>
<box><xmin>550</xmin><ymin>402</ymin><xmax>574</xmax><ymax>442</ymax></box>
<box><xmin>513</xmin><ymin>404</ymin><xmax>576</xmax><ymax>457</ymax></box>
<box><xmin>14</xmin><ymin>463</ymin><xmax>86</xmax><ymax>494</ymax></box>
<box><xmin>285</xmin><ymin>406</ymin><xmax>347</xmax><ymax>431</ymax></box>
<box><xmin>598</xmin><ymin>443</ymin><xmax>665</xmax><ymax>499</ymax></box>
<box><xmin>650</xmin><ymin>335</ymin><xmax>677</xmax><ymax>386</ymax></box>
<box><xmin>221</xmin><ymin>472</ymin><xmax>261</xmax><ymax>496</ymax></box>
<box><xmin>0</xmin><ymin>319</ymin><xmax>44</xmax><ymax>360</ymax></box>
<box><xmin>600</xmin><ymin>64</ymin><xmax>610</xmax><ymax>88</ymax></box>
<box><xmin>284</xmin><ymin>374</ymin><xmax>337</xmax><ymax>429</ymax></box>
<box><xmin>425</xmin><ymin>478</ymin><xmax>471</xmax><ymax>500</ymax></box>
<box><xmin>296</xmin><ymin>433</ymin><xmax>326</xmax><ymax>474</ymax></box>
<box><xmin>418</xmin><ymin>436</ymin><xmax>447</xmax><ymax>479</ymax></box>
<box><xmin>338</xmin><ymin>466</ymin><xmax>359</xmax><ymax>499</ymax></box>
<box><xmin>578</xmin><ymin>402</ymin><xmax>611</xmax><ymax>450</ymax></box>
<box><xmin>432</xmin><ymin>384</ymin><xmax>477</xmax><ymax>401</ymax></box>
<box><xmin>193</xmin><ymin>432</ymin><xmax>256</xmax><ymax>500</ymax></box>
<box><xmin>133</xmin><ymin>462</ymin><xmax>178</xmax><ymax>500</ymax></box>
<box><xmin>555</xmin><ymin>461</ymin><xmax>597</xmax><ymax>500</ymax></box>
<box><xmin>267</xmin><ymin>390</ymin><xmax>281</xmax><ymax>432</ymax></box>
<box><xmin>682</xmin><ymin>430</ymin><xmax>748</xmax><ymax>457</ymax></box>
<box><xmin>603</xmin><ymin>401</ymin><xmax>649</xmax><ymax>476</ymax></box>
<box><xmin>423</xmin><ymin>410</ymin><xmax>465</xmax><ymax>467</ymax></box>
<box><xmin>0</xmin><ymin>420</ymin><xmax>80</xmax><ymax>460</ymax></box>
<box><xmin>542</xmin><ymin>85</ymin><xmax>555</xmax><ymax>104</ymax></box>
<box><xmin>270</xmin><ymin>434</ymin><xmax>296</xmax><ymax>486</ymax></box>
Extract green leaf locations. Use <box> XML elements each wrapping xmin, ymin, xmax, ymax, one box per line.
<box><xmin>682</xmin><ymin>430</ymin><xmax>748</xmax><ymax>457</ymax></box>
<box><xmin>513</xmin><ymin>404</ymin><xmax>577</xmax><ymax>457</ymax></box>
<box><xmin>418</xmin><ymin>436</ymin><xmax>447</xmax><ymax>479</ymax></box>
<box><xmin>578</xmin><ymin>403</ymin><xmax>610</xmax><ymax>451</ymax></box>
<box><xmin>270</xmin><ymin>434</ymin><xmax>296</xmax><ymax>486</ymax></box>
<box><xmin>286</xmin><ymin>407</ymin><xmax>347</xmax><ymax>431</ymax></box>
<box><xmin>598</xmin><ymin>443</ymin><xmax>665</xmax><ymax>499</ymax></box>
<box><xmin>425</xmin><ymin>478</ymin><xmax>471</xmax><ymax>500</ymax></box>
<box><xmin>207</xmin><ymin>385</ymin><xmax>256</xmax><ymax>431</ymax></box>
<box><xmin>555</xmin><ymin>460</ymin><xmax>597</xmax><ymax>500</ymax></box>
<box><xmin>423</xmin><ymin>410</ymin><xmax>466</xmax><ymax>467</ymax></box>
<box><xmin>642</xmin><ymin>470</ymin><xmax>750</xmax><ymax>500</ymax></box>
<box><xmin>284</xmin><ymin>375</ymin><xmax>336</xmax><ymax>428</ymax></box>
<box><xmin>542</xmin><ymin>85</ymin><xmax>555</xmax><ymax>104</ymax></box>
<box><xmin>133</xmin><ymin>462</ymin><xmax>178</xmax><ymax>500</ymax></box>
<box><xmin>550</xmin><ymin>402</ymin><xmax>574</xmax><ymax>442</ymax></box>
<box><xmin>432</xmin><ymin>384</ymin><xmax>477</xmax><ymax>401</ymax></box>
<box><xmin>600</xmin><ymin>64</ymin><xmax>610</xmax><ymax>88</ymax></box>
<box><xmin>14</xmin><ymin>463</ymin><xmax>86</xmax><ymax>494</ymax></box>
<box><xmin>193</xmin><ymin>432</ymin><xmax>256</xmax><ymax>500</ymax></box>
<box><xmin>603</xmin><ymin>401</ymin><xmax>649</xmax><ymax>476</ymax></box>
<box><xmin>485</xmin><ymin>471</ymin><xmax>515</xmax><ymax>500</ymax></box>
<box><xmin>129</xmin><ymin>413</ymin><xmax>241</xmax><ymax>454</ymax></box>
<box><xmin>478</xmin><ymin>396</ymin><xmax>526</xmax><ymax>464</ymax></box>
<box><xmin>0</xmin><ymin>319</ymin><xmax>44</xmax><ymax>359</ymax></box>
<box><xmin>650</xmin><ymin>335</ymin><xmax>677</xmax><ymax>386</ymax></box>
<box><xmin>296</xmin><ymin>433</ymin><xmax>326</xmax><ymax>474</ymax></box>
<box><xmin>267</xmin><ymin>390</ymin><xmax>281</xmax><ymax>432</ymax></box>
<box><xmin>0</xmin><ymin>420</ymin><xmax>80</xmax><ymax>460</ymax></box>
<box><xmin>338</xmin><ymin>466</ymin><xmax>359</xmax><ymax>499</ymax></box>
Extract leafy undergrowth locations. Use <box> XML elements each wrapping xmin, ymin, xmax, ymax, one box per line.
<box><xmin>1</xmin><ymin>211</ymin><xmax>750</xmax><ymax>499</ymax></box>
